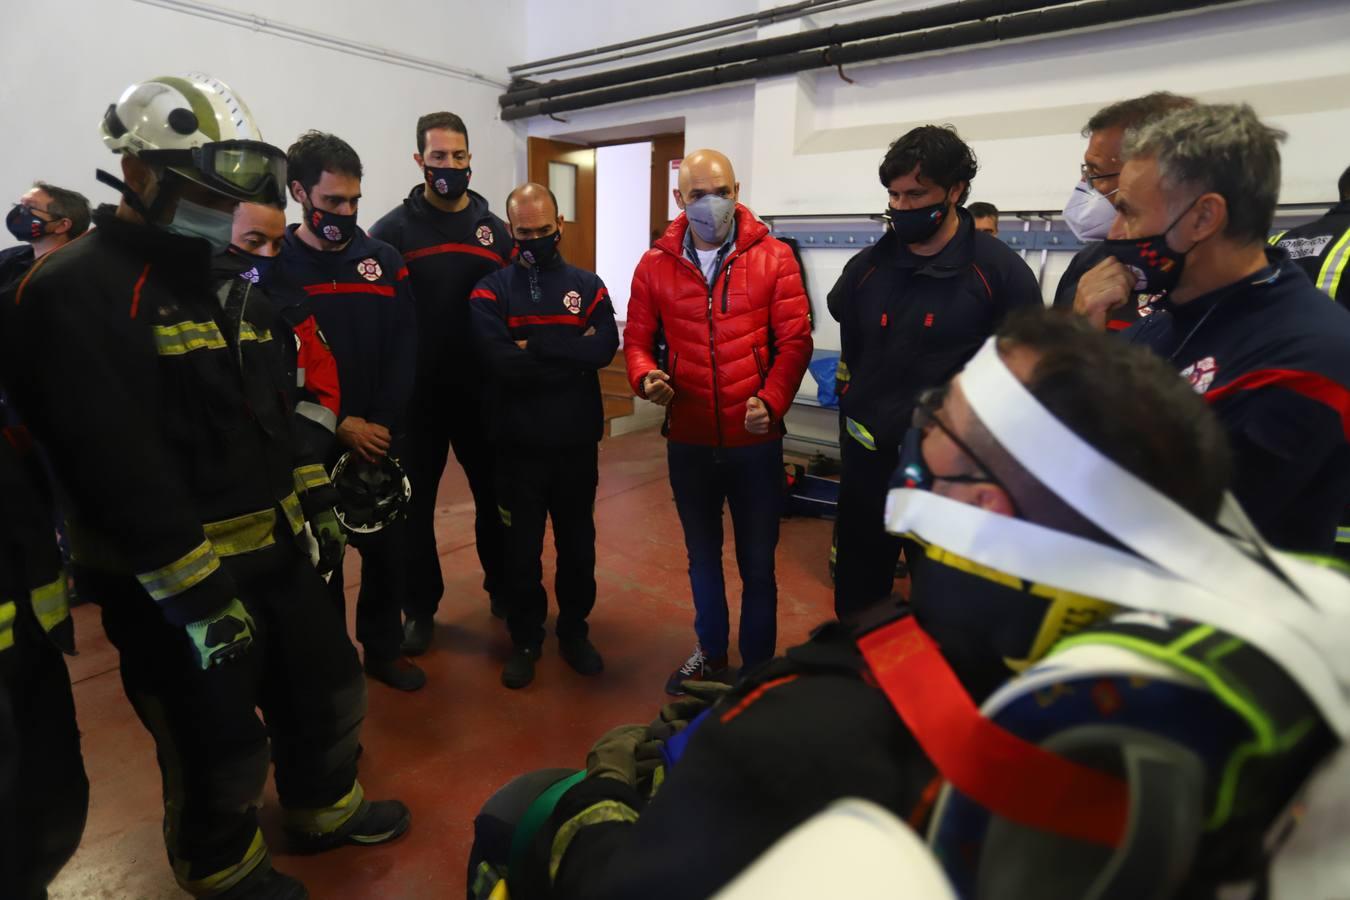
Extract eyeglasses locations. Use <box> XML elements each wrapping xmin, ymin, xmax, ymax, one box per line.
<box><xmin>1080</xmin><ymin>163</ymin><xmax>1120</xmax><ymax>185</ymax></box>
<box><xmin>911</xmin><ymin>385</ymin><xmax>1001</xmax><ymax>487</ymax></box>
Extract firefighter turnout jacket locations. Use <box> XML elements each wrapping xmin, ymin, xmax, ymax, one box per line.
<box><xmin>369</xmin><ymin>186</ymin><xmax>512</xmax><ymax>397</ymax></box>
<box><xmin>270</xmin><ymin>226</ymin><xmax>417</xmax><ymax>436</ymax></box>
<box><xmin>468</xmin><ymin>256</ymin><xmax>619</xmax><ymax>448</ymax></box>
<box><xmin>1270</xmin><ymin>200</ymin><xmax>1350</xmax><ymax>309</ymax></box>
<box><xmin>0</xmin><ymin>207</ymin><xmax>338</xmax><ymax>627</ymax></box>
<box><xmin>1126</xmin><ymin>250</ymin><xmax>1350</xmax><ymax>554</ymax></box>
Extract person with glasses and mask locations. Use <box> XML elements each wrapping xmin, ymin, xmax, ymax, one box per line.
<box><xmin>270</xmin><ymin>131</ymin><xmax>423</xmax><ymax>692</ymax></box>
<box><xmin>827</xmin><ymin>125</ymin><xmax>1040</xmax><ymax>620</ymax></box>
<box><xmin>1052</xmin><ymin>92</ymin><xmax>1194</xmax><ymax>327</ymax></box>
<box><xmin>623</xmin><ymin>149</ymin><xmax>812</xmax><ymax>696</ymax></box>
<box><xmin>468</xmin><ymin>183</ymin><xmax>618</xmax><ymax>690</ymax></box>
<box><xmin>2</xmin><ymin>182</ymin><xmax>91</xmax><ymax>288</ymax></box>
<box><xmin>1085</xmin><ymin>102</ymin><xmax>1350</xmax><ymax>557</ymax></box>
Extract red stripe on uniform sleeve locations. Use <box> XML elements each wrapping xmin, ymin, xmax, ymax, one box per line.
<box><xmin>583</xmin><ymin>286</ymin><xmax>608</xmax><ymax>320</ymax></box>
<box><xmin>507</xmin><ymin>315</ymin><xmax>589</xmax><ymax>327</ymax></box>
<box><xmin>469</xmin><ymin>288</ymin><xmax>497</xmax><ymax>302</ymax></box>
<box><xmin>403</xmin><ymin>242</ymin><xmax>504</xmax><ymax>265</ymax></box>
<box><xmin>1106</xmin><ymin>320</ymin><xmax>1133</xmax><ymax>332</ymax></box>
<box><xmin>302</xmin><ymin>283</ymin><xmax>395</xmax><ymax>297</ymax></box>
<box><xmin>1203</xmin><ymin>367</ymin><xmax>1350</xmax><ymax>439</ymax></box>
<box><xmin>397</xmin><ymin>266</ymin><xmax>409</xmax><ymax>280</ymax></box>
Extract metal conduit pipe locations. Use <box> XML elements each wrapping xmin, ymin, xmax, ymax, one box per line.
<box><xmin>500</xmin><ymin>0</ymin><xmax>1256</xmax><ymax>121</ymax></box>
<box><xmin>500</xmin><ymin>0</ymin><xmax>1082</xmax><ymax>107</ymax></box>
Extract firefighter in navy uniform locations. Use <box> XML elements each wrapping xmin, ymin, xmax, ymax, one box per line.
<box><xmin>469</xmin><ymin>311</ymin><xmax>1348</xmax><ymax>900</ymax></box>
<box><xmin>270</xmin><ymin>131</ymin><xmax>423</xmax><ymax>692</ymax></box>
<box><xmin>368</xmin><ymin>112</ymin><xmax>512</xmax><ymax>656</ymax></box>
<box><xmin>0</xmin><ymin>74</ymin><xmax>408</xmax><ymax>900</ymax></box>
<box><xmin>0</xmin><ymin>420</ymin><xmax>87</xmax><ymax>900</ymax></box>
<box><xmin>827</xmin><ymin>125</ymin><xmax>1041</xmax><ymax>619</ymax></box>
<box><xmin>1269</xmin><ymin>163</ymin><xmax>1350</xmax><ymax>309</ymax></box>
<box><xmin>1077</xmin><ymin>103</ymin><xmax>1350</xmax><ymax>556</ymax></box>
<box><xmin>468</xmin><ymin>182</ymin><xmax>618</xmax><ymax>690</ymax></box>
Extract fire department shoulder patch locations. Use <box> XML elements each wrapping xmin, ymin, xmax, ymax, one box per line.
<box><xmin>476</xmin><ymin>224</ymin><xmax>494</xmax><ymax>247</ymax></box>
<box><xmin>357</xmin><ymin>258</ymin><xmax>383</xmax><ymax>282</ymax></box>
<box><xmin>1180</xmin><ymin>356</ymin><xmax>1218</xmax><ymax>394</ymax></box>
<box><xmin>563</xmin><ymin>290</ymin><xmax>583</xmax><ymax>314</ymax></box>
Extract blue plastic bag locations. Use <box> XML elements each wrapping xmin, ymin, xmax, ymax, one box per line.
<box><xmin>808</xmin><ymin>353</ymin><xmax>841</xmax><ymax>409</ymax></box>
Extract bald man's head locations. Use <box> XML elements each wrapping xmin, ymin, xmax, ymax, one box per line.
<box><xmin>676</xmin><ymin>149</ymin><xmax>739</xmax><ymax>210</ymax></box>
<box><xmin>505</xmin><ymin>182</ymin><xmax>563</xmax><ymax>240</ymax></box>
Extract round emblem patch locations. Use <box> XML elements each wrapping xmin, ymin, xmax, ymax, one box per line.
<box><xmin>357</xmin><ymin>258</ymin><xmax>383</xmax><ymax>282</ymax></box>
<box><xmin>563</xmin><ymin>290</ymin><xmax>583</xmax><ymax>315</ymax></box>
<box><xmin>239</xmin><ymin>267</ymin><xmax>261</xmax><ymax>285</ymax></box>
<box><xmin>322</xmin><ymin>224</ymin><xmax>344</xmax><ymax>242</ymax></box>
<box><xmin>1180</xmin><ymin>356</ymin><xmax>1218</xmax><ymax>394</ymax></box>
<box><xmin>476</xmin><ymin>224</ymin><xmax>495</xmax><ymax>247</ymax></box>
<box><xmin>434</xmin><ymin>177</ymin><xmax>449</xmax><ymax>194</ymax></box>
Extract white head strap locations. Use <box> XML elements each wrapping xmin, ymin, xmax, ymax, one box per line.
<box><xmin>886</xmin><ymin>337</ymin><xmax>1350</xmax><ymax>736</ymax></box>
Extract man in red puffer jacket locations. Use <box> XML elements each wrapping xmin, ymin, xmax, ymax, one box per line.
<box><xmin>624</xmin><ymin>149</ymin><xmax>812</xmax><ymax>695</ymax></box>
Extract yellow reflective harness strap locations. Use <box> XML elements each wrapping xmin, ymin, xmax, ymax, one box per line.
<box><xmin>292</xmin><ymin>463</ymin><xmax>331</xmax><ymax>496</ymax></box>
<box><xmin>279</xmin><ymin>492</ymin><xmax>305</xmax><ymax>537</ymax></box>
<box><xmin>138</xmin><ymin>541</ymin><xmax>220</xmax><ymax>603</ymax></box>
<box><xmin>203</xmin><ymin>510</ymin><xmax>279</xmax><ymax>558</ymax></box>
<box><xmin>152</xmin><ymin>320</ymin><xmax>228</xmax><ymax>357</ymax></box>
<box><xmin>1317</xmin><ymin>228</ymin><xmax>1350</xmax><ymax>298</ymax></box>
<box><xmin>845</xmin><ymin>417</ymin><xmax>877</xmax><ymax>451</ymax></box>
<box><xmin>548</xmin><ymin>799</ymin><xmax>639</xmax><ymax>883</ymax></box>
<box><xmin>237</xmin><ymin>322</ymin><xmax>273</xmax><ymax>344</ymax></box>
<box><xmin>283</xmin><ymin>780</ymin><xmax>365</xmax><ymax>836</ymax></box>
<box><xmin>30</xmin><ymin>576</ymin><xmax>71</xmax><ymax>634</ymax></box>
<box><xmin>0</xmin><ymin>600</ymin><xmax>15</xmax><ymax>652</ymax></box>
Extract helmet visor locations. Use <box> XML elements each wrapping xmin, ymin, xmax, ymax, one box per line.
<box><xmin>143</xmin><ymin>140</ymin><xmax>288</xmax><ymax>208</ymax></box>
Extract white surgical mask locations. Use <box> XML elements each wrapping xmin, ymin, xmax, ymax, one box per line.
<box><xmin>165</xmin><ymin>195</ymin><xmax>235</xmax><ymax>253</ymax></box>
<box><xmin>685</xmin><ymin>195</ymin><xmax>736</xmax><ymax>245</ymax></box>
<box><xmin>1062</xmin><ymin>181</ymin><xmax>1118</xmax><ymax>242</ymax></box>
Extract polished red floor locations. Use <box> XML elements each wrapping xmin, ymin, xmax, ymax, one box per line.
<box><xmin>50</xmin><ymin>428</ymin><xmax>836</xmax><ymax>899</ymax></box>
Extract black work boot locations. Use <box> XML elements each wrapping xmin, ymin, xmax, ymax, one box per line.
<box><xmin>364</xmin><ymin>656</ymin><xmax>427</xmax><ymax>692</ymax></box>
<box><xmin>218</xmin><ymin>866</ymin><xmax>308</xmax><ymax>899</ymax></box>
<box><xmin>501</xmin><ymin>646</ymin><xmax>540</xmax><ymax>689</ymax></box>
<box><xmin>288</xmin><ymin>798</ymin><xmax>412</xmax><ymax>854</ymax></box>
<box><xmin>560</xmin><ymin>637</ymin><xmax>604</xmax><ymax>676</ymax></box>
<box><xmin>400</xmin><ymin>616</ymin><xmax>433</xmax><ymax>656</ymax></box>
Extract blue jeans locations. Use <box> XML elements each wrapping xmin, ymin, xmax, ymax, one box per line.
<box><xmin>667</xmin><ymin>439</ymin><xmax>783</xmax><ymax>667</ymax></box>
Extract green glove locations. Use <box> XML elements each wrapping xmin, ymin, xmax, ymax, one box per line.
<box><xmin>312</xmin><ymin>507</ymin><xmax>347</xmax><ymax>578</ymax></box>
<box><xmin>585</xmin><ymin>724</ymin><xmax>648</xmax><ymax>785</ymax></box>
<box><xmin>185</xmin><ymin>598</ymin><xmax>256</xmax><ymax>670</ymax></box>
<box><xmin>658</xmin><ymin>680</ymin><xmax>735</xmax><ymax>731</ymax></box>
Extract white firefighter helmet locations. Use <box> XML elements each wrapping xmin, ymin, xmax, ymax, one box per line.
<box><xmin>100</xmin><ymin>73</ymin><xmax>286</xmax><ymax>207</ymax></box>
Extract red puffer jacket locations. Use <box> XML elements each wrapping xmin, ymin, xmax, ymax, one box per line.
<box><xmin>625</xmin><ymin>205</ymin><xmax>812</xmax><ymax>448</ymax></box>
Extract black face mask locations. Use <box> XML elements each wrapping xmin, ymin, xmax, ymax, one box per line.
<box><xmin>6</xmin><ymin>204</ymin><xmax>55</xmax><ymax>243</ymax></box>
<box><xmin>517</xmin><ymin>230</ymin><xmax>561</xmax><ymax>268</ymax></box>
<box><xmin>304</xmin><ymin>201</ymin><xmax>357</xmax><ymax>245</ymax></box>
<box><xmin>1099</xmin><ymin>196</ymin><xmax>1201</xmax><ymax>297</ymax></box>
<box><xmin>886</xmin><ymin>195</ymin><xmax>951</xmax><ymax>244</ymax></box>
<box><xmin>424</xmin><ymin>165</ymin><xmax>471</xmax><ymax>200</ymax></box>
<box><xmin>223</xmin><ymin>245</ymin><xmax>276</xmax><ymax>287</ymax></box>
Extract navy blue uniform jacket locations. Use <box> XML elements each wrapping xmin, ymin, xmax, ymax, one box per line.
<box><xmin>270</xmin><ymin>226</ymin><xmax>417</xmax><ymax>434</ymax></box>
<box><xmin>468</xmin><ymin>257</ymin><xmax>618</xmax><ymax>448</ymax></box>
<box><xmin>1127</xmin><ymin>250</ymin><xmax>1350</xmax><ymax>554</ymax></box>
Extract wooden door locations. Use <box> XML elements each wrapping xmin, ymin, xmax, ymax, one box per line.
<box><xmin>649</xmin><ymin>133</ymin><xmax>685</xmax><ymax>245</ymax></box>
<box><xmin>527</xmin><ymin>137</ymin><xmax>596</xmax><ymax>272</ymax></box>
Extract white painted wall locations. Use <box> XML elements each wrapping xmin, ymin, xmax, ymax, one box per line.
<box><xmin>0</xmin><ymin>0</ymin><xmax>522</xmax><ymax>246</ymax></box>
<box><xmin>594</xmin><ymin>141</ymin><xmax>652</xmax><ymax>322</ymax></box>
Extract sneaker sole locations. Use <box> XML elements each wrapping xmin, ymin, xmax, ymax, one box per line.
<box><xmin>346</xmin><ymin>809</ymin><xmax>411</xmax><ymax>846</ymax></box>
<box><xmin>289</xmin><ymin>809</ymin><xmax>411</xmax><ymax>854</ymax></box>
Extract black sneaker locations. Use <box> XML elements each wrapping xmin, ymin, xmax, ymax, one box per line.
<box><xmin>218</xmin><ymin>866</ymin><xmax>308</xmax><ymax>900</ymax></box>
<box><xmin>364</xmin><ymin>656</ymin><xmax>427</xmax><ymax>692</ymax></box>
<box><xmin>560</xmin><ymin>637</ymin><xmax>604</xmax><ymax>676</ymax></box>
<box><xmin>664</xmin><ymin>645</ymin><xmax>729</xmax><ymax>696</ymax></box>
<box><xmin>502</xmin><ymin>646</ymin><xmax>540</xmax><ymax>689</ymax></box>
<box><xmin>288</xmin><ymin>798</ymin><xmax>411</xmax><ymax>854</ymax></box>
<box><xmin>400</xmin><ymin>616</ymin><xmax>433</xmax><ymax>656</ymax></box>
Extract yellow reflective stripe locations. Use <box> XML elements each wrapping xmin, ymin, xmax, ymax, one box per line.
<box><xmin>1337</xmin><ymin>525</ymin><xmax>1350</xmax><ymax>544</ymax></box>
<box><xmin>152</xmin><ymin>320</ymin><xmax>227</xmax><ymax>356</ymax></box>
<box><xmin>203</xmin><ymin>509</ymin><xmax>278</xmax><ymax>558</ymax></box>
<box><xmin>845</xmin><ymin>417</ymin><xmax>876</xmax><ymax>451</ymax></box>
<box><xmin>549</xmin><ymin>799</ymin><xmax>639</xmax><ymax>883</ymax></box>
<box><xmin>279</xmin><ymin>492</ymin><xmax>305</xmax><ymax>536</ymax></box>
<box><xmin>292</xmin><ymin>463</ymin><xmax>331</xmax><ymax>496</ymax></box>
<box><xmin>835</xmin><ymin>360</ymin><xmax>851</xmax><ymax>383</ymax></box>
<box><xmin>283</xmin><ymin>780</ymin><xmax>365</xmax><ymax>835</ymax></box>
<box><xmin>488</xmin><ymin>880</ymin><xmax>511</xmax><ymax>900</ymax></box>
<box><xmin>1267</xmin><ymin>230</ymin><xmax>1287</xmax><ymax>246</ymax></box>
<box><xmin>30</xmin><ymin>576</ymin><xmax>70</xmax><ymax>634</ymax></box>
<box><xmin>138</xmin><ymin>540</ymin><xmax>220</xmax><ymax>602</ymax></box>
<box><xmin>0</xmin><ymin>601</ymin><xmax>15</xmax><ymax>652</ymax></box>
<box><xmin>238</xmin><ymin>322</ymin><xmax>273</xmax><ymax>344</ymax></box>
<box><xmin>173</xmin><ymin>827</ymin><xmax>267</xmax><ymax>895</ymax></box>
<box><xmin>1316</xmin><ymin>228</ymin><xmax>1350</xmax><ymax>297</ymax></box>
<box><xmin>498</xmin><ymin>505</ymin><xmax>512</xmax><ymax>527</ymax></box>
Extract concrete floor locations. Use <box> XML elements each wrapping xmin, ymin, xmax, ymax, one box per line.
<box><xmin>50</xmin><ymin>427</ymin><xmax>837</xmax><ymax>899</ymax></box>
